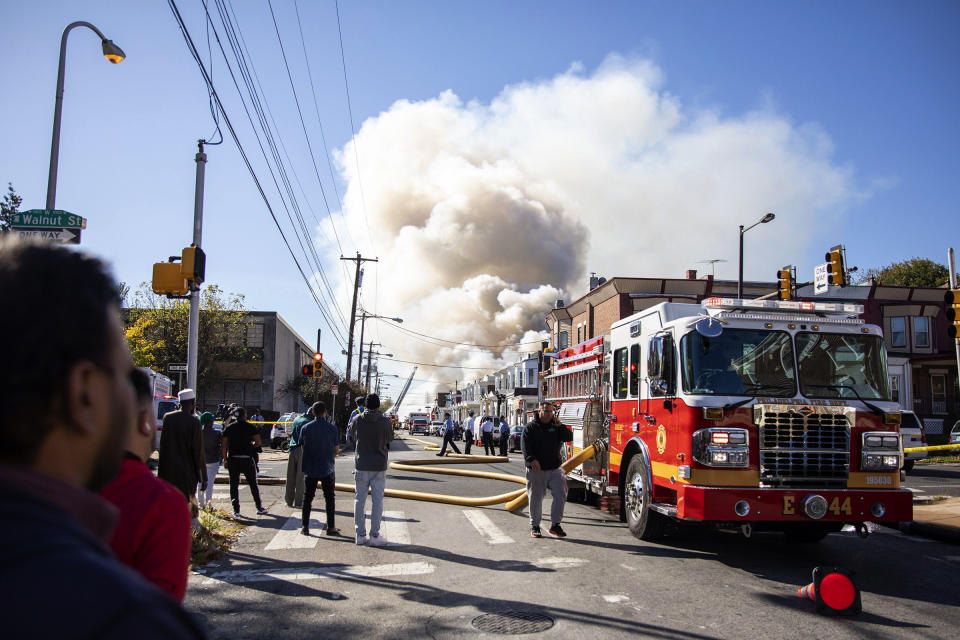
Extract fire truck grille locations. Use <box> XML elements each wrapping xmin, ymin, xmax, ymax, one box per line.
<box><xmin>757</xmin><ymin>409</ymin><xmax>850</xmax><ymax>488</ymax></box>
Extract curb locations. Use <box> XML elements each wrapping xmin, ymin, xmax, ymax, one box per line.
<box><xmin>899</xmin><ymin>520</ymin><xmax>960</xmax><ymax>545</ymax></box>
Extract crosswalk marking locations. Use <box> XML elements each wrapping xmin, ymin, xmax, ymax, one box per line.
<box><xmin>378</xmin><ymin>510</ymin><xmax>412</xmax><ymax>545</ymax></box>
<box><xmin>462</xmin><ymin>509</ymin><xmax>514</xmax><ymax>544</ymax></box>
<box><xmin>197</xmin><ymin>561</ymin><xmax>436</xmax><ymax>585</ymax></box>
<box><xmin>264</xmin><ymin>511</ymin><xmax>328</xmax><ymax>550</ymax></box>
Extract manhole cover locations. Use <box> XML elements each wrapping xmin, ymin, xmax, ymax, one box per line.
<box><xmin>471</xmin><ymin>611</ymin><xmax>555</xmax><ymax>635</ymax></box>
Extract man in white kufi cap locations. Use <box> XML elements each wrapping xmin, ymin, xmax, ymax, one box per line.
<box><xmin>158</xmin><ymin>388</ymin><xmax>206</xmax><ymax>503</ymax></box>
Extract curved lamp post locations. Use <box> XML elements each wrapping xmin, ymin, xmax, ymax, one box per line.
<box><xmin>356</xmin><ymin>311</ymin><xmax>402</xmax><ymax>381</ymax></box>
<box><xmin>738</xmin><ymin>213</ymin><xmax>775</xmax><ymax>298</ymax></box>
<box><xmin>46</xmin><ymin>21</ymin><xmax>125</xmax><ymax>210</ymax></box>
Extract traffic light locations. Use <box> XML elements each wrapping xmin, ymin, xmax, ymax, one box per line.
<box><xmin>826</xmin><ymin>246</ymin><xmax>846</xmax><ymax>287</ymax></box>
<box><xmin>777</xmin><ymin>266</ymin><xmax>794</xmax><ymax>301</ymax></box>
<box><xmin>302</xmin><ymin>364</ymin><xmax>314</xmax><ymax>377</ymax></box>
<box><xmin>152</xmin><ymin>262</ymin><xmax>189</xmax><ymax>297</ymax></box>
<box><xmin>946</xmin><ymin>289</ymin><xmax>960</xmax><ymax>339</ymax></box>
<box><xmin>180</xmin><ymin>245</ymin><xmax>206</xmax><ymax>285</ymax></box>
<box><xmin>313</xmin><ymin>352</ymin><xmax>323</xmax><ymax>378</ymax></box>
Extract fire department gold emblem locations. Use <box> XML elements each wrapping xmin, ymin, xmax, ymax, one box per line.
<box><xmin>656</xmin><ymin>425</ymin><xmax>667</xmax><ymax>454</ymax></box>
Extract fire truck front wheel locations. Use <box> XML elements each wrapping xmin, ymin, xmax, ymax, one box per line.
<box><xmin>623</xmin><ymin>455</ymin><xmax>666</xmax><ymax>541</ymax></box>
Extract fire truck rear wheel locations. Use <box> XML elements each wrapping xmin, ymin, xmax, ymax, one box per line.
<box><xmin>623</xmin><ymin>455</ymin><xmax>665</xmax><ymax>541</ymax></box>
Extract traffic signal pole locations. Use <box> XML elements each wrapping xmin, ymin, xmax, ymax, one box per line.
<box><xmin>187</xmin><ymin>140</ymin><xmax>206</xmax><ymax>391</ymax></box>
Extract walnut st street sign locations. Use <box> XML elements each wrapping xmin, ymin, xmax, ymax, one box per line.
<box><xmin>8</xmin><ymin>209</ymin><xmax>86</xmax><ymax>245</ymax></box>
<box><xmin>7</xmin><ymin>209</ymin><xmax>86</xmax><ymax>245</ymax></box>
<box><xmin>10</xmin><ymin>209</ymin><xmax>86</xmax><ymax>229</ymax></box>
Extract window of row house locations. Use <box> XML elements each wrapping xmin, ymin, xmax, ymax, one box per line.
<box><xmin>613</xmin><ymin>347</ymin><xmax>628</xmax><ymax>399</ymax></box>
<box><xmin>889</xmin><ymin>317</ymin><xmax>906</xmax><ymax>348</ymax></box>
<box><xmin>629</xmin><ymin>344</ymin><xmax>641</xmax><ymax>397</ymax></box>
<box><xmin>559</xmin><ymin>331</ymin><xmax>569</xmax><ymax>350</ymax></box>
<box><xmin>914</xmin><ymin>317</ymin><xmax>930</xmax><ymax>348</ymax></box>
<box><xmin>246</xmin><ymin>322</ymin><xmax>264</xmax><ymax>348</ymax></box>
<box><xmin>577</xmin><ymin>326</ymin><xmax>583</xmax><ymax>343</ymax></box>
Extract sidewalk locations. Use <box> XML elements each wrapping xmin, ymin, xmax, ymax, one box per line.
<box><xmin>908</xmin><ymin>496</ymin><xmax>960</xmax><ymax>544</ymax></box>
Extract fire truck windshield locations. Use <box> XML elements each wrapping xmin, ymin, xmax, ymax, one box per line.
<box><xmin>796</xmin><ymin>332</ymin><xmax>889</xmax><ymax>400</ymax></box>
<box><xmin>680</xmin><ymin>329</ymin><xmax>796</xmax><ymax>397</ymax></box>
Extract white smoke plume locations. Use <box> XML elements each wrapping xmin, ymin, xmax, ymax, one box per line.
<box><xmin>332</xmin><ymin>55</ymin><xmax>858</xmax><ymax>390</ymax></box>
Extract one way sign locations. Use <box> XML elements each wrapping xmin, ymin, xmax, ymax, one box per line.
<box><xmin>13</xmin><ymin>227</ymin><xmax>81</xmax><ymax>245</ymax></box>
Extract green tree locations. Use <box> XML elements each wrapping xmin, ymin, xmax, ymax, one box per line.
<box><xmin>1</xmin><ymin>183</ymin><xmax>23</xmax><ymax>231</ymax></box>
<box><xmin>124</xmin><ymin>283</ymin><xmax>250</xmax><ymax>391</ymax></box>
<box><xmin>859</xmin><ymin>258</ymin><xmax>950</xmax><ymax>288</ymax></box>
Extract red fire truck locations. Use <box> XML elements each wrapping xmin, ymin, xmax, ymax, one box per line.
<box><xmin>546</xmin><ymin>297</ymin><xmax>912</xmax><ymax>542</ymax></box>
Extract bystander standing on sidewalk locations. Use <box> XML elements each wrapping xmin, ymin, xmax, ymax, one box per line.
<box><xmin>299</xmin><ymin>402</ymin><xmax>341</xmax><ymax>537</ymax></box>
<box><xmin>198</xmin><ymin>412</ymin><xmax>221</xmax><ymax>509</ymax></box>
<box><xmin>158</xmin><ymin>389</ymin><xmax>206</xmax><ymax>509</ymax></box>
<box><xmin>101</xmin><ymin>368</ymin><xmax>192</xmax><ymax>601</ymax></box>
<box><xmin>352</xmin><ymin>394</ymin><xmax>393</xmax><ymax>546</ymax></box>
<box><xmin>285</xmin><ymin>407</ymin><xmax>312</xmax><ymax>508</ymax></box>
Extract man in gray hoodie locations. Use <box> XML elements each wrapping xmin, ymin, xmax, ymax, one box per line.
<box><xmin>348</xmin><ymin>393</ymin><xmax>393</xmax><ymax>546</ymax></box>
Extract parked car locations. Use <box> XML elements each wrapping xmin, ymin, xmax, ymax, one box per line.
<box><xmin>899</xmin><ymin>410</ymin><xmax>927</xmax><ymax>473</ymax></box>
<box><xmin>430</xmin><ymin>421</ymin><xmax>444</xmax><ymax>436</ymax></box>
<box><xmin>410</xmin><ymin>419</ymin><xmax>430</xmax><ymax>435</ymax></box>
<box><xmin>508</xmin><ymin>425</ymin><xmax>524</xmax><ymax>452</ymax></box>
<box><xmin>950</xmin><ymin>421</ymin><xmax>960</xmax><ymax>445</ymax></box>
<box><xmin>271</xmin><ymin>412</ymin><xmax>296</xmax><ymax>450</ymax></box>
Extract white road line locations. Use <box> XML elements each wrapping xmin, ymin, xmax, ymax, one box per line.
<box><xmin>533</xmin><ymin>557</ymin><xmax>588</xmax><ymax>569</ymax></box>
<box><xmin>603</xmin><ymin>594</ymin><xmax>630</xmax><ymax>603</ymax></box>
<box><xmin>264</xmin><ymin>511</ymin><xmax>327</xmax><ymax>550</ymax></box>
<box><xmin>198</xmin><ymin>561</ymin><xmax>435</xmax><ymax>585</ymax></box>
<box><xmin>907</xmin><ymin>488</ymin><xmax>927</xmax><ymax>493</ymax></box>
<box><xmin>462</xmin><ymin>509</ymin><xmax>514</xmax><ymax>544</ymax></box>
<box><xmin>379</xmin><ymin>510</ymin><xmax>412</xmax><ymax>545</ymax></box>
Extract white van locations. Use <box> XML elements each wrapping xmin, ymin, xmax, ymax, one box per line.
<box><xmin>140</xmin><ymin>367</ymin><xmax>178</xmax><ymax>450</ymax></box>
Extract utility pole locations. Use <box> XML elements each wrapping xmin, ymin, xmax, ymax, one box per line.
<box><xmin>365</xmin><ymin>342</ymin><xmax>382</xmax><ymax>390</ymax></box>
<box><xmin>186</xmin><ymin>141</ymin><xmax>207</xmax><ymax>391</ymax></box>
<box><xmin>949</xmin><ymin>248</ymin><xmax>959</xmax><ymax>394</ymax></box>
<box><xmin>340</xmin><ymin>253</ymin><xmax>377</xmax><ymax>382</ymax></box>
<box><xmin>356</xmin><ymin>311</ymin><xmax>367</xmax><ymax>382</ymax></box>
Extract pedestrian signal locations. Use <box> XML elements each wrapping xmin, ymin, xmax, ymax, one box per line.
<box><xmin>180</xmin><ymin>245</ymin><xmax>206</xmax><ymax>284</ymax></box>
<box><xmin>777</xmin><ymin>266</ymin><xmax>794</xmax><ymax>301</ymax></box>
<box><xmin>302</xmin><ymin>364</ymin><xmax>313</xmax><ymax>377</ymax></box>
<box><xmin>152</xmin><ymin>262</ymin><xmax>189</xmax><ymax>297</ymax></box>
<box><xmin>946</xmin><ymin>289</ymin><xmax>960</xmax><ymax>339</ymax></box>
<box><xmin>825</xmin><ymin>246</ymin><xmax>845</xmax><ymax>286</ymax></box>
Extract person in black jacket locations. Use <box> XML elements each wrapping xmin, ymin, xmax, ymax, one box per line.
<box><xmin>0</xmin><ymin>238</ymin><xmax>206</xmax><ymax>639</ymax></box>
<box><xmin>521</xmin><ymin>401</ymin><xmax>573</xmax><ymax>539</ymax></box>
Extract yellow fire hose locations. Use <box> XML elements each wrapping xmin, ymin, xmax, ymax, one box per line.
<box><xmin>903</xmin><ymin>443</ymin><xmax>960</xmax><ymax>453</ymax></box>
<box><xmin>504</xmin><ymin>443</ymin><xmax>602</xmax><ymax>512</ymax></box>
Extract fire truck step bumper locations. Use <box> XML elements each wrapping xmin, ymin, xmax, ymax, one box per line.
<box><xmin>677</xmin><ymin>486</ymin><xmax>913</xmax><ymax>523</ymax></box>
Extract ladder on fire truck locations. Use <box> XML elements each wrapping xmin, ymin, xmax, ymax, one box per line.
<box><xmin>385</xmin><ymin>367</ymin><xmax>417</xmax><ymax>417</ymax></box>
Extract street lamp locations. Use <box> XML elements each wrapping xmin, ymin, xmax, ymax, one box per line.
<box><xmin>355</xmin><ymin>311</ymin><xmax>402</xmax><ymax>381</ymax></box>
<box><xmin>46</xmin><ymin>21</ymin><xmax>126</xmax><ymax>210</ymax></box>
<box><xmin>738</xmin><ymin>212</ymin><xmax>775</xmax><ymax>298</ymax></box>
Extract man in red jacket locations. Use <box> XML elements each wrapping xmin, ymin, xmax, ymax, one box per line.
<box><xmin>101</xmin><ymin>368</ymin><xmax>192</xmax><ymax>601</ymax></box>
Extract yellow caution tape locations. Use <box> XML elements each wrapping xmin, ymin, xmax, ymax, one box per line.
<box><xmin>903</xmin><ymin>443</ymin><xmax>960</xmax><ymax>453</ymax></box>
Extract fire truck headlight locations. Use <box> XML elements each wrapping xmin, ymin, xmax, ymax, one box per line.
<box><xmin>871</xmin><ymin>502</ymin><xmax>886</xmax><ymax>518</ymax></box>
<box><xmin>864</xmin><ymin>435</ymin><xmax>883</xmax><ymax>448</ymax></box>
<box><xmin>861</xmin><ymin>431</ymin><xmax>901</xmax><ymax>471</ymax></box>
<box><xmin>692</xmin><ymin>428</ymin><xmax>750</xmax><ymax>468</ymax></box>
<box><xmin>803</xmin><ymin>495</ymin><xmax>828</xmax><ymax>520</ymax></box>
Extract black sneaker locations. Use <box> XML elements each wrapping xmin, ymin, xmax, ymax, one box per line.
<box><xmin>300</xmin><ymin>527</ymin><xmax>310</xmax><ymax>536</ymax></box>
<box><xmin>530</xmin><ymin>526</ymin><xmax>542</xmax><ymax>538</ymax></box>
<box><xmin>548</xmin><ymin>524</ymin><xmax>567</xmax><ymax>538</ymax></box>
<box><xmin>325</xmin><ymin>527</ymin><xmax>341</xmax><ymax>537</ymax></box>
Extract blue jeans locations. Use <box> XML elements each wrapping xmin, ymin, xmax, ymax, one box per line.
<box><xmin>354</xmin><ymin>469</ymin><xmax>386</xmax><ymax>538</ymax></box>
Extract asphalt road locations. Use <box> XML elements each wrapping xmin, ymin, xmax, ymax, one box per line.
<box><xmin>186</xmin><ymin>435</ymin><xmax>960</xmax><ymax>639</ymax></box>
<box><xmin>903</xmin><ymin>463</ymin><xmax>960</xmax><ymax>498</ymax></box>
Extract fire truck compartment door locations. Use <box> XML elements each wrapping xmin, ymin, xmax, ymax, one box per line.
<box><xmin>559</xmin><ymin>402</ymin><xmax>587</xmax><ymax>466</ymax></box>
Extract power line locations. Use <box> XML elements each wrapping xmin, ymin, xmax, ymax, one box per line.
<box><xmin>333</xmin><ymin>0</ymin><xmax>374</xmax><ymax>250</ymax></box>
<box><xmin>379</xmin><ymin>319</ymin><xmax>549</xmax><ymax>350</ymax></box>
<box><xmin>378</xmin><ymin>356</ymin><xmax>505</xmax><ymax>371</ymax></box>
<box><xmin>168</xmin><ymin>0</ymin><xmax>345</xmax><ymax>348</ymax></box>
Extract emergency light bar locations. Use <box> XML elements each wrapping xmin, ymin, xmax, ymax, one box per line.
<box><xmin>702</xmin><ymin>297</ymin><xmax>863</xmax><ymax>315</ymax></box>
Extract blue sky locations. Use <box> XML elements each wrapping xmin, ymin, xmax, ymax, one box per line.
<box><xmin>2</xmin><ymin>1</ymin><xmax>958</xmax><ymax>402</ymax></box>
